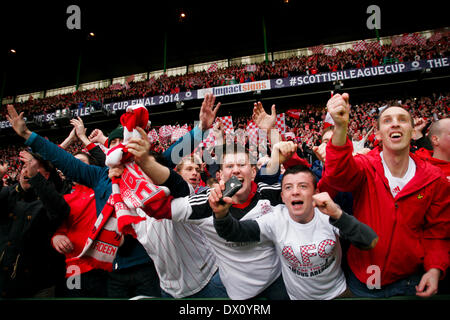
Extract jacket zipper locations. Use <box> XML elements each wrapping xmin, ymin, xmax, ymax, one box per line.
<box><xmin>380</xmin><ymin>200</ymin><xmax>398</xmax><ymax>285</ymax></box>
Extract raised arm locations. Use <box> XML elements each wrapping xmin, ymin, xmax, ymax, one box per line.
<box><xmin>322</xmin><ymin>93</ymin><xmax>366</xmax><ymax>192</ymax></box>
<box><xmin>59</xmin><ymin>128</ymin><xmax>78</xmax><ymax>150</ymax></box>
<box><xmin>70</xmin><ymin>116</ymin><xmax>90</xmax><ymax>147</ymax></box>
<box><xmin>163</xmin><ymin>93</ymin><xmax>221</xmax><ymax>168</ymax></box>
<box><xmin>327</xmin><ymin>93</ymin><xmax>350</xmax><ymax>147</ymax></box>
<box><xmin>89</xmin><ymin>128</ymin><xmax>108</xmax><ymax>146</ymax></box>
<box><xmin>261</xmin><ymin>141</ymin><xmax>297</xmax><ymax>178</ymax></box>
<box><xmin>70</xmin><ymin>117</ymin><xmax>106</xmax><ymax>166</ymax></box>
<box><xmin>6</xmin><ymin>104</ymin><xmax>32</xmax><ymax>140</ymax></box>
<box><xmin>6</xmin><ymin>104</ymin><xmax>107</xmax><ymax>188</ymax></box>
<box><xmin>312</xmin><ymin>192</ymin><xmax>378</xmax><ymax>250</ymax></box>
<box><xmin>127</xmin><ymin>127</ymin><xmax>190</xmax><ymax>198</ymax></box>
<box><xmin>252</xmin><ymin>101</ymin><xmax>280</xmax><ymax>146</ymax></box>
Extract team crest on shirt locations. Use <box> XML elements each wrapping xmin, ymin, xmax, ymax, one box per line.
<box><xmin>259</xmin><ymin>202</ymin><xmax>273</xmax><ymax>216</ymax></box>
<box><xmin>417</xmin><ymin>194</ymin><xmax>424</xmax><ymax>199</ymax></box>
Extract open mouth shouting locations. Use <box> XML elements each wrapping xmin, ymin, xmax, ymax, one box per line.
<box><xmin>291</xmin><ymin>200</ymin><xmax>304</xmax><ymax>210</ymax></box>
<box><xmin>389</xmin><ymin>131</ymin><xmax>403</xmax><ymax>142</ymax></box>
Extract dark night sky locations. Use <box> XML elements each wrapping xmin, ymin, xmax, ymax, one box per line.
<box><xmin>1</xmin><ymin>0</ymin><xmax>448</xmax><ymax>97</ymax></box>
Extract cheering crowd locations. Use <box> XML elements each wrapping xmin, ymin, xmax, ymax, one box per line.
<box><xmin>0</xmin><ymin>85</ymin><xmax>449</xmax><ymax>299</ymax></box>
<box><xmin>1</xmin><ymin>33</ymin><xmax>448</xmax><ymax>121</ymax></box>
<box><xmin>1</xmin><ymin>92</ymin><xmax>448</xmax><ymax>187</ymax></box>
<box><xmin>0</xmin><ymin>29</ymin><xmax>449</xmax><ymax>300</ymax></box>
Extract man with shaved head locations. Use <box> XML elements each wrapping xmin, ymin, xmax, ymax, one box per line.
<box><xmin>418</xmin><ymin>118</ymin><xmax>450</xmax><ymax>180</ymax></box>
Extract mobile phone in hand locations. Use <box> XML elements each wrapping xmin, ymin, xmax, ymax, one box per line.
<box><xmin>219</xmin><ymin>176</ymin><xmax>242</xmax><ymax>204</ymax></box>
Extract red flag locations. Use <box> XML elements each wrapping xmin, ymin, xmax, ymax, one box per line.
<box><xmin>353</xmin><ymin>40</ymin><xmax>367</xmax><ymax>51</ymax></box>
<box><xmin>400</xmin><ymin>33</ymin><xmax>416</xmax><ymax>46</ymax></box>
<box><xmin>126</xmin><ymin>74</ymin><xmax>135</xmax><ymax>83</ymax></box>
<box><xmin>207</xmin><ymin>63</ymin><xmax>218</xmax><ymax>73</ymax></box>
<box><xmin>366</xmin><ymin>41</ymin><xmax>382</xmax><ymax>51</ymax></box>
<box><xmin>412</xmin><ymin>33</ymin><xmax>426</xmax><ymax>46</ymax></box>
<box><xmin>323</xmin><ymin>47</ymin><xmax>338</xmax><ymax>56</ymax></box>
<box><xmin>286</xmin><ymin>109</ymin><xmax>301</xmax><ymax>120</ymax></box>
<box><xmin>429</xmin><ymin>31</ymin><xmax>443</xmax><ymax>43</ymax></box>
<box><xmin>391</xmin><ymin>35</ymin><xmax>403</xmax><ymax>47</ymax></box>
<box><xmin>309</xmin><ymin>44</ymin><xmax>324</xmax><ymax>54</ymax></box>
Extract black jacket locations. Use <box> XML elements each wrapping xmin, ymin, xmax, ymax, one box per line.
<box><xmin>0</xmin><ymin>173</ymin><xmax>70</xmax><ymax>298</ymax></box>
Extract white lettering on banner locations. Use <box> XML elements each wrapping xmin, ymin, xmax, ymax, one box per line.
<box><xmin>427</xmin><ymin>57</ymin><xmax>449</xmax><ymax>68</ymax></box>
<box><xmin>197</xmin><ymin>80</ymin><xmax>270</xmax><ymax>98</ymax></box>
<box><xmin>2</xmin><ymin>58</ymin><xmax>448</xmax><ymax>131</ymax></box>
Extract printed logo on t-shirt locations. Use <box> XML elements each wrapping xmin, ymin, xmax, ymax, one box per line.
<box><xmin>281</xmin><ymin>239</ymin><xmax>336</xmax><ymax>277</ymax></box>
<box><xmin>392</xmin><ymin>185</ymin><xmax>401</xmax><ymax>196</ymax></box>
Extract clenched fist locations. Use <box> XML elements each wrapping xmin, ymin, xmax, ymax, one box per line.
<box><xmin>326</xmin><ymin>93</ymin><xmax>350</xmax><ymax>128</ymax></box>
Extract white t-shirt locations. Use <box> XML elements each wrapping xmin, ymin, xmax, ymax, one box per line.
<box><xmin>380</xmin><ymin>152</ymin><xmax>416</xmax><ymax>197</ymax></box>
<box><xmin>170</xmin><ymin>183</ymin><xmax>282</xmax><ymax>300</ymax></box>
<box><xmin>134</xmin><ymin>209</ymin><xmax>218</xmax><ymax>298</ymax></box>
<box><xmin>256</xmin><ymin>205</ymin><xmax>347</xmax><ymax>300</ymax></box>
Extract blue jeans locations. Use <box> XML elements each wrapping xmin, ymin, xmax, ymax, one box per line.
<box><xmin>162</xmin><ymin>270</ymin><xmax>228</xmax><ymax>299</ymax></box>
<box><xmin>347</xmin><ymin>269</ymin><xmax>421</xmax><ymax>298</ymax></box>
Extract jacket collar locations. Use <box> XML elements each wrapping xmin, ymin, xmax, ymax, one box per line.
<box><xmin>368</xmin><ymin>146</ymin><xmax>442</xmax><ymax>199</ymax></box>
<box><xmin>232</xmin><ymin>181</ymin><xmax>258</xmax><ymax>209</ymax></box>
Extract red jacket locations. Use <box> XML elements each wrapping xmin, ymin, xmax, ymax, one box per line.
<box><xmin>322</xmin><ymin>138</ymin><xmax>450</xmax><ymax>286</ymax></box>
<box><xmin>52</xmin><ymin>184</ymin><xmax>97</xmax><ymax>277</ymax></box>
<box><xmin>415</xmin><ymin>148</ymin><xmax>450</xmax><ymax>180</ymax></box>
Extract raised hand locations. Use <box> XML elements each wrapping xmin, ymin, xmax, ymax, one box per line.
<box><xmin>70</xmin><ymin>117</ymin><xmax>90</xmax><ymax>146</ymax></box>
<box><xmin>19</xmin><ymin>150</ymin><xmax>33</xmax><ymax>164</ymax></box>
<box><xmin>59</xmin><ymin>127</ymin><xmax>78</xmax><ymax>150</ymax></box>
<box><xmin>5</xmin><ymin>104</ymin><xmax>32</xmax><ymax>140</ymax></box>
<box><xmin>312</xmin><ymin>192</ymin><xmax>342</xmax><ymax>220</ymax></box>
<box><xmin>20</xmin><ymin>152</ymin><xmax>41</xmax><ymax>180</ymax></box>
<box><xmin>70</xmin><ymin>117</ymin><xmax>87</xmax><ymax>138</ymax></box>
<box><xmin>312</xmin><ymin>143</ymin><xmax>326</xmax><ymax>163</ymax></box>
<box><xmin>89</xmin><ymin>128</ymin><xmax>107</xmax><ymax>145</ymax></box>
<box><xmin>326</xmin><ymin>93</ymin><xmax>350</xmax><ymax>146</ymax></box>
<box><xmin>277</xmin><ymin>141</ymin><xmax>298</xmax><ymax>164</ymax></box>
<box><xmin>126</xmin><ymin>127</ymin><xmax>151</xmax><ymax>166</ymax></box>
<box><xmin>199</xmin><ymin>93</ymin><xmax>221</xmax><ymax>131</ymax></box>
<box><xmin>327</xmin><ymin>93</ymin><xmax>350</xmax><ymax>128</ymax></box>
<box><xmin>252</xmin><ymin>101</ymin><xmax>276</xmax><ymax>130</ymax></box>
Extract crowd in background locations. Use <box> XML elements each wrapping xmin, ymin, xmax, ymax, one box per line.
<box><xmin>1</xmin><ymin>91</ymin><xmax>448</xmax><ymax>186</ymax></box>
<box><xmin>1</xmin><ymin>35</ymin><xmax>448</xmax><ymax>121</ymax></box>
<box><xmin>0</xmin><ymin>32</ymin><xmax>449</xmax><ymax>301</ymax></box>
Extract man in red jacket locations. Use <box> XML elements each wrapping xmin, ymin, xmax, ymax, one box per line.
<box><xmin>322</xmin><ymin>93</ymin><xmax>449</xmax><ymax>298</ymax></box>
<box><xmin>51</xmin><ymin>152</ymin><xmax>109</xmax><ymax>298</ymax></box>
<box><xmin>415</xmin><ymin>118</ymin><xmax>450</xmax><ymax>181</ymax></box>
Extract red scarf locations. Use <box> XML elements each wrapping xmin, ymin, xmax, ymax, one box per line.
<box><xmin>69</xmin><ymin>105</ymin><xmax>170</xmax><ymax>272</ymax></box>
<box><xmin>68</xmin><ymin>163</ymin><xmax>169</xmax><ymax>273</ymax></box>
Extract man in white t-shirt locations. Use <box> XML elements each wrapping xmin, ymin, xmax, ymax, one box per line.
<box><xmin>131</xmin><ymin>140</ymin><xmax>297</xmax><ymax>299</ymax></box>
<box><xmin>211</xmin><ymin>164</ymin><xmax>378</xmax><ymax>300</ymax></box>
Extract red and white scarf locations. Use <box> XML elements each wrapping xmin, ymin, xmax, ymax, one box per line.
<box><xmin>68</xmin><ymin>104</ymin><xmax>170</xmax><ymax>273</ymax></box>
<box><xmin>67</xmin><ymin>163</ymin><xmax>169</xmax><ymax>272</ymax></box>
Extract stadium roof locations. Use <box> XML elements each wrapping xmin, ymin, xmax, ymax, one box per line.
<box><xmin>1</xmin><ymin>0</ymin><xmax>448</xmax><ymax>97</ymax></box>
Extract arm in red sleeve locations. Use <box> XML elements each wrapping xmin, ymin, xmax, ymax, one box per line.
<box><xmin>323</xmin><ymin>136</ymin><xmax>366</xmax><ymax>193</ymax></box>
